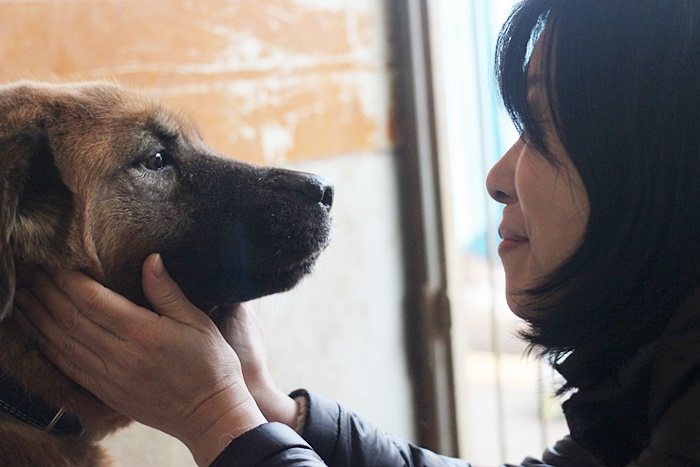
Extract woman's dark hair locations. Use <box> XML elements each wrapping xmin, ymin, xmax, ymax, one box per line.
<box><xmin>495</xmin><ymin>0</ymin><xmax>700</xmax><ymax>387</ymax></box>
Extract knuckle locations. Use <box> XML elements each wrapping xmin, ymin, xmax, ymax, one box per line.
<box><xmin>128</xmin><ymin>328</ymin><xmax>157</xmax><ymax>351</ymax></box>
<box><xmin>159</xmin><ymin>283</ymin><xmax>185</xmax><ymax>306</ymax></box>
<box><xmin>117</xmin><ymin>344</ymin><xmax>150</xmax><ymax>375</ymax></box>
<box><xmin>52</xmin><ymin>355</ymin><xmax>80</xmax><ymax>381</ymax></box>
<box><xmin>57</xmin><ymin>305</ymin><xmax>81</xmax><ymax>334</ymax></box>
<box><xmin>78</xmin><ymin>283</ymin><xmax>109</xmax><ymax>318</ymax></box>
<box><xmin>75</xmin><ymin>284</ymin><xmax>115</xmax><ymax>322</ymax></box>
<box><xmin>55</xmin><ymin>334</ymin><xmax>79</xmax><ymax>359</ymax></box>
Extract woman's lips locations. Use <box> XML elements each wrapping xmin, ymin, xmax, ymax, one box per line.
<box><xmin>497</xmin><ymin>227</ymin><xmax>528</xmax><ymax>254</ymax></box>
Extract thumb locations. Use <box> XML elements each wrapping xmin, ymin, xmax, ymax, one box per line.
<box><xmin>141</xmin><ymin>253</ymin><xmax>204</xmax><ymax>324</ymax></box>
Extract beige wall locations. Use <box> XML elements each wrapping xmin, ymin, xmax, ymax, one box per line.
<box><xmin>1</xmin><ymin>1</ymin><xmax>414</xmax><ymax>464</ymax></box>
<box><xmin>0</xmin><ymin>0</ymin><xmax>390</xmax><ymax>164</ymax></box>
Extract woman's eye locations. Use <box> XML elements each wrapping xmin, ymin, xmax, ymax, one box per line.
<box><xmin>141</xmin><ymin>152</ymin><xmax>168</xmax><ymax>171</ymax></box>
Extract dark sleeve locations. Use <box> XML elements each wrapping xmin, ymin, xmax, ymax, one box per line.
<box><xmin>534</xmin><ymin>436</ymin><xmax>602</xmax><ymax>466</ymax></box>
<box><xmin>291</xmin><ymin>389</ymin><xmax>471</xmax><ymax>467</ymax></box>
<box><xmin>210</xmin><ymin>422</ymin><xmax>325</xmax><ymax>466</ymax></box>
<box><xmin>211</xmin><ymin>390</ymin><xmax>580</xmax><ymax>467</ymax></box>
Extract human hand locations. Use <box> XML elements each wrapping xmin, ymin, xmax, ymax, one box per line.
<box><xmin>214</xmin><ymin>304</ymin><xmax>301</xmax><ymax>430</ymax></box>
<box><xmin>17</xmin><ymin>253</ymin><xmax>266</xmax><ymax>466</ymax></box>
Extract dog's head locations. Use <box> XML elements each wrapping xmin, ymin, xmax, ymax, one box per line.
<box><xmin>0</xmin><ymin>81</ymin><xmax>333</xmax><ymax>319</ymax></box>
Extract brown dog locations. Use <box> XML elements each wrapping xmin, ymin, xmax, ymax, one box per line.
<box><xmin>0</xmin><ymin>81</ymin><xmax>333</xmax><ymax>465</ymax></box>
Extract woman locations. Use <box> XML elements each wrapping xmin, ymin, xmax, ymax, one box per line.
<box><xmin>16</xmin><ymin>0</ymin><xmax>700</xmax><ymax>465</ymax></box>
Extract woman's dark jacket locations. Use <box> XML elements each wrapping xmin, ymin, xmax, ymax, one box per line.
<box><xmin>211</xmin><ymin>292</ymin><xmax>700</xmax><ymax>466</ymax></box>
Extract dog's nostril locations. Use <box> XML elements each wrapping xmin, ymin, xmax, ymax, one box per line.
<box><xmin>320</xmin><ymin>185</ymin><xmax>334</xmax><ymax>208</ymax></box>
<box><xmin>302</xmin><ymin>178</ymin><xmax>334</xmax><ymax>209</ymax></box>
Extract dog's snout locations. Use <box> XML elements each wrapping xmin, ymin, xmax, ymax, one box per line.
<box><xmin>267</xmin><ymin>171</ymin><xmax>334</xmax><ymax>209</ymax></box>
<box><xmin>301</xmin><ymin>176</ymin><xmax>334</xmax><ymax>209</ymax></box>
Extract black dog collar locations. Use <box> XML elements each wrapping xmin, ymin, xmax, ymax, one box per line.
<box><xmin>0</xmin><ymin>368</ymin><xmax>83</xmax><ymax>437</ymax></box>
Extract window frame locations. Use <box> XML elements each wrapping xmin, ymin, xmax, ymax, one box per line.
<box><xmin>390</xmin><ymin>0</ymin><xmax>459</xmax><ymax>456</ymax></box>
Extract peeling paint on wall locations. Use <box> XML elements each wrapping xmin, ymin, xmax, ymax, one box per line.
<box><xmin>0</xmin><ymin>0</ymin><xmax>392</xmax><ymax>163</ymax></box>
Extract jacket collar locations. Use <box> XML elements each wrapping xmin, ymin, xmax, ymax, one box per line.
<box><xmin>648</xmin><ymin>288</ymin><xmax>700</xmax><ymax>423</ymax></box>
<box><xmin>556</xmin><ymin>287</ymin><xmax>700</xmax><ymax>465</ymax></box>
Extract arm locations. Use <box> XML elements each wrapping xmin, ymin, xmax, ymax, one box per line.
<box><xmin>287</xmin><ymin>389</ymin><xmax>472</xmax><ymax>467</ymax></box>
<box><xmin>18</xmin><ymin>254</ymin><xmax>267</xmax><ymax>466</ymax></box>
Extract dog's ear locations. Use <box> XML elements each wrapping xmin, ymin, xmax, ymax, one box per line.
<box><xmin>0</xmin><ymin>134</ymin><xmax>34</xmax><ymax>320</ymax></box>
<box><xmin>0</xmin><ymin>130</ymin><xmax>72</xmax><ymax>321</ymax></box>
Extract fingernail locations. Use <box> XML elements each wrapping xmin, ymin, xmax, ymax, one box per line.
<box><xmin>152</xmin><ymin>253</ymin><xmax>165</xmax><ymax>279</ymax></box>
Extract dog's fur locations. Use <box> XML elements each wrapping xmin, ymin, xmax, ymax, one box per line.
<box><xmin>0</xmin><ymin>81</ymin><xmax>333</xmax><ymax>465</ymax></box>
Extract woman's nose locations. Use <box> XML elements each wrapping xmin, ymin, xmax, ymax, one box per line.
<box><xmin>486</xmin><ymin>139</ymin><xmax>521</xmax><ymax>204</ymax></box>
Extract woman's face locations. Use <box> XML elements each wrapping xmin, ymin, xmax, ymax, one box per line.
<box><xmin>486</xmin><ymin>40</ymin><xmax>589</xmax><ymax>316</ymax></box>
<box><xmin>486</xmin><ymin>138</ymin><xmax>588</xmax><ymax>315</ymax></box>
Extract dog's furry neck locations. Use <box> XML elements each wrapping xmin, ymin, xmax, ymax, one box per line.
<box><xmin>0</xmin><ymin>306</ymin><xmax>132</xmax><ymax>432</ymax></box>
<box><xmin>0</xmin><ymin>306</ymin><xmax>131</xmax><ymax>465</ymax></box>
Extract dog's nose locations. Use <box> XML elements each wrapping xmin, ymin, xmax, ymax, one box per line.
<box><xmin>269</xmin><ymin>171</ymin><xmax>334</xmax><ymax>209</ymax></box>
<box><xmin>301</xmin><ymin>175</ymin><xmax>334</xmax><ymax>209</ymax></box>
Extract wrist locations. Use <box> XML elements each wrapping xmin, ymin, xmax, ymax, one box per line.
<box><xmin>242</xmin><ymin>371</ymin><xmax>295</xmax><ymax>428</ymax></box>
<box><xmin>179</xmin><ymin>390</ymin><xmax>267</xmax><ymax>466</ymax></box>
<box><xmin>254</xmin><ymin>386</ymin><xmax>301</xmax><ymax>430</ymax></box>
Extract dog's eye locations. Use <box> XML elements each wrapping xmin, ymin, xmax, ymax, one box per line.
<box><xmin>141</xmin><ymin>152</ymin><xmax>168</xmax><ymax>171</ymax></box>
